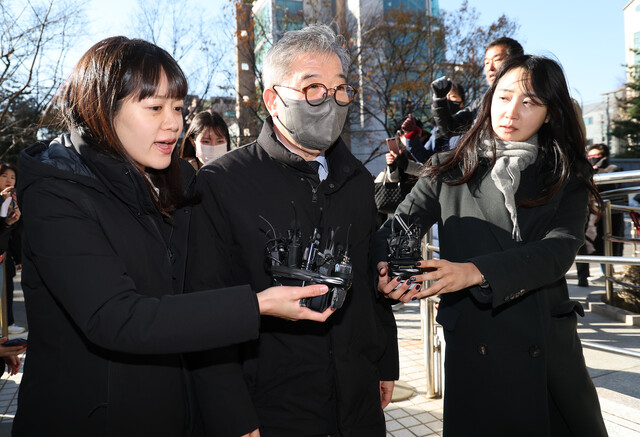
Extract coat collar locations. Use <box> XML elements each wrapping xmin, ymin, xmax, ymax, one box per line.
<box><xmin>257</xmin><ymin>117</ymin><xmax>364</xmax><ymax>191</ymax></box>
<box><xmin>70</xmin><ymin>130</ymin><xmax>159</xmax><ymax>215</ymax></box>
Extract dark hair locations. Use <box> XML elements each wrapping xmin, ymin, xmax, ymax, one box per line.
<box><xmin>485</xmin><ymin>37</ymin><xmax>524</xmax><ymax>59</ymax></box>
<box><xmin>588</xmin><ymin>143</ymin><xmax>609</xmax><ymax>158</ymax></box>
<box><xmin>427</xmin><ymin>55</ymin><xmax>600</xmax><ymax>210</ymax></box>
<box><xmin>180</xmin><ymin>111</ymin><xmax>231</xmax><ymax>168</ymax></box>
<box><xmin>52</xmin><ymin>36</ymin><xmax>189</xmax><ymax>214</ymax></box>
<box><xmin>450</xmin><ymin>82</ymin><xmax>466</xmax><ymax>104</ymax></box>
<box><xmin>0</xmin><ymin>163</ymin><xmax>17</xmax><ymax>180</ymax></box>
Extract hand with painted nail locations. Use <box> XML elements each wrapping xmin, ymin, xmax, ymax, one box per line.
<box><xmin>409</xmin><ymin>259</ymin><xmax>483</xmax><ymax>299</ymax></box>
<box><xmin>377</xmin><ymin>262</ymin><xmax>422</xmax><ymax>302</ymax></box>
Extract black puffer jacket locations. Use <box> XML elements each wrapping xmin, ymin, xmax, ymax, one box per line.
<box><xmin>187</xmin><ymin>118</ymin><xmax>399</xmax><ymax>437</ymax></box>
<box><xmin>14</xmin><ymin>132</ymin><xmax>261</xmax><ymax>437</ymax></box>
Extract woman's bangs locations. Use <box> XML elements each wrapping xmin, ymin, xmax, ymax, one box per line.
<box><xmin>125</xmin><ymin>53</ymin><xmax>188</xmax><ymax>102</ymax></box>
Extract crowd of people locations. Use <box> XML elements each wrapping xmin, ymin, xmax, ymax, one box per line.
<box><xmin>0</xmin><ymin>22</ymin><xmax>612</xmax><ymax>437</ymax></box>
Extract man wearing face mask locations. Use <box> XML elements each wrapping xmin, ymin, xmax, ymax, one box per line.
<box><xmin>186</xmin><ymin>24</ymin><xmax>398</xmax><ymax>437</ymax></box>
<box><xmin>577</xmin><ymin>143</ymin><xmax>626</xmax><ymax>286</ymax></box>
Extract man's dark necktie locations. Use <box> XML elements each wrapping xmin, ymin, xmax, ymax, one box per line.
<box><xmin>307</xmin><ymin>160</ymin><xmax>321</xmax><ymax>174</ymax></box>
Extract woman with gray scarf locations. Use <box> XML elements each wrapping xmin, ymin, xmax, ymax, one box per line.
<box><xmin>376</xmin><ymin>55</ymin><xmax>607</xmax><ymax>436</ymax></box>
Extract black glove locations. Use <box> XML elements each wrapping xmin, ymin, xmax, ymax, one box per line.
<box><xmin>394</xmin><ymin>152</ymin><xmax>409</xmax><ymax>172</ymax></box>
<box><xmin>431</xmin><ymin>76</ymin><xmax>452</xmax><ymax>99</ymax></box>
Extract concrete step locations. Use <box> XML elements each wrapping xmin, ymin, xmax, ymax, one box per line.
<box><xmin>598</xmin><ymin>388</ymin><xmax>640</xmax><ymax>436</ymax></box>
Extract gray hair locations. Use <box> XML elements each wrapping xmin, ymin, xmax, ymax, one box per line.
<box><xmin>262</xmin><ymin>24</ymin><xmax>350</xmax><ymax>89</ymax></box>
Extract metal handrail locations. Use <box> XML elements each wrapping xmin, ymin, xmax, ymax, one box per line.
<box><xmin>593</xmin><ymin>169</ymin><xmax>640</xmax><ymax>184</ymax></box>
<box><xmin>422</xmin><ymin>228</ymin><xmax>441</xmax><ymax>399</ymax></box>
<box><xmin>419</xmin><ymin>170</ymin><xmax>640</xmax><ymax>399</ymax></box>
<box><xmin>599</xmin><ymin>187</ymin><xmax>640</xmax><ymax>200</ymax></box>
<box><xmin>587</xmin><ymin>172</ymin><xmax>640</xmax><ymax>303</ymax></box>
<box><xmin>581</xmin><ymin>341</ymin><xmax>640</xmax><ymax>359</ymax></box>
<box><xmin>574</xmin><ymin>255</ymin><xmax>640</xmax><ymax>265</ymax></box>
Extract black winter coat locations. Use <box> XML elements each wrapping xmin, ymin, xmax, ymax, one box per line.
<box><xmin>14</xmin><ymin>132</ymin><xmax>261</xmax><ymax>437</ymax></box>
<box><xmin>431</xmin><ymin>96</ymin><xmax>479</xmax><ymax>140</ymax></box>
<box><xmin>377</xmin><ymin>153</ymin><xmax>607</xmax><ymax>437</ymax></box>
<box><xmin>187</xmin><ymin>119</ymin><xmax>399</xmax><ymax>437</ymax></box>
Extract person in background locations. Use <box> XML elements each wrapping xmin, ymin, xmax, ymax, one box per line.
<box><xmin>403</xmin><ymin>81</ymin><xmax>467</xmax><ymax>164</ymax></box>
<box><xmin>13</xmin><ymin>36</ymin><xmax>333</xmax><ymax>437</ymax></box>
<box><xmin>430</xmin><ymin>37</ymin><xmax>524</xmax><ymax>141</ymax></box>
<box><xmin>399</xmin><ymin>114</ymin><xmax>430</xmax><ymax>163</ymax></box>
<box><xmin>180</xmin><ymin>110</ymin><xmax>231</xmax><ymax>170</ymax></box>
<box><xmin>577</xmin><ymin>143</ymin><xmax>625</xmax><ymax>286</ymax></box>
<box><xmin>376</xmin><ymin>55</ymin><xmax>608</xmax><ymax>437</ymax></box>
<box><xmin>0</xmin><ymin>163</ymin><xmax>24</xmax><ymax>335</ymax></box>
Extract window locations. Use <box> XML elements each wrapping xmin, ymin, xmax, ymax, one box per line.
<box><xmin>634</xmin><ymin>32</ymin><xmax>640</xmax><ymax>64</ymax></box>
<box><xmin>584</xmin><ymin>117</ymin><xmax>593</xmax><ymax>125</ymax></box>
<box><xmin>275</xmin><ymin>0</ymin><xmax>304</xmax><ymax>33</ymax></box>
<box><xmin>384</xmin><ymin>0</ymin><xmax>425</xmax><ymax>12</ymax></box>
<box><xmin>431</xmin><ymin>0</ymin><xmax>439</xmax><ymax>16</ymax></box>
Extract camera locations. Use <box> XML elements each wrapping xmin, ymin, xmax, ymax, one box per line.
<box><xmin>387</xmin><ymin>214</ymin><xmax>422</xmax><ymax>280</ymax></box>
<box><xmin>262</xmin><ymin>216</ymin><xmax>353</xmax><ymax>313</ymax></box>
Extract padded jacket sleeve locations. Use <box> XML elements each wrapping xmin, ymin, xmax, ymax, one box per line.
<box><xmin>432</xmin><ymin>97</ymin><xmax>475</xmax><ymax>139</ymax></box>
<box><xmin>184</xmin><ymin>170</ymin><xmax>260</xmax><ymax>436</ymax></box>
<box><xmin>21</xmin><ymin>178</ymin><xmax>260</xmax><ymax>355</ymax></box>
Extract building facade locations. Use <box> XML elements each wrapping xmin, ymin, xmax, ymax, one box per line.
<box><xmin>582</xmin><ymin>89</ymin><xmax>625</xmax><ymax>154</ymax></box>
<box><xmin>347</xmin><ymin>0</ymin><xmax>439</xmax><ymax>174</ymax></box>
<box><xmin>234</xmin><ymin>0</ymin><xmax>439</xmax><ymax>174</ymax></box>
<box><xmin>624</xmin><ymin>0</ymin><xmax>640</xmax><ymax>71</ymax></box>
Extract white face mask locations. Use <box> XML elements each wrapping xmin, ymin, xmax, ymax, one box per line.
<box><xmin>197</xmin><ymin>143</ymin><xmax>227</xmax><ymax>165</ymax></box>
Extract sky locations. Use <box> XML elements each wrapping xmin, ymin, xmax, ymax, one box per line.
<box><xmin>76</xmin><ymin>0</ymin><xmax>629</xmax><ymax>106</ymax></box>
<box><xmin>444</xmin><ymin>0</ymin><xmax>629</xmax><ymax>106</ymax></box>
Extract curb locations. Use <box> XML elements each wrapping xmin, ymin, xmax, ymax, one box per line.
<box><xmin>587</xmin><ymin>291</ymin><xmax>640</xmax><ymax>326</ymax></box>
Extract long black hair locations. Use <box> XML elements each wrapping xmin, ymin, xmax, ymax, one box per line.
<box><xmin>426</xmin><ymin>55</ymin><xmax>600</xmax><ymax>210</ymax></box>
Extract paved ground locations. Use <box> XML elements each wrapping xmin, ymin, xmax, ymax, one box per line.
<box><xmin>382</xmin><ymin>263</ymin><xmax>640</xmax><ymax>437</ymax></box>
<box><xmin>1</xmin><ymin>267</ymin><xmax>639</xmax><ymax>436</ymax></box>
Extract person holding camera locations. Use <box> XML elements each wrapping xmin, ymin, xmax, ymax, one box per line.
<box><xmin>13</xmin><ymin>36</ymin><xmax>335</xmax><ymax>437</ymax></box>
<box><xmin>187</xmin><ymin>24</ymin><xmax>398</xmax><ymax>437</ymax></box>
<box><xmin>430</xmin><ymin>37</ymin><xmax>524</xmax><ymax>144</ymax></box>
<box><xmin>376</xmin><ymin>56</ymin><xmax>607</xmax><ymax>436</ymax></box>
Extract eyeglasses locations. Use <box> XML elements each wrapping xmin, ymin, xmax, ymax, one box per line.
<box><xmin>273</xmin><ymin>83</ymin><xmax>358</xmax><ymax>107</ymax></box>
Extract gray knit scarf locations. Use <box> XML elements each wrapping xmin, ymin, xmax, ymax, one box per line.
<box><xmin>479</xmin><ymin>134</ymin><xmax>539</xmax><ymax>242</ymax></box>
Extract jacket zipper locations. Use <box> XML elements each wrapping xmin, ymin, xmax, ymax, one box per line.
<box><xmin>125</xmin><ymin>170</ymin><xmax>173</xmax><ymax>265</ymax></box>
<box><xmin>306</xmin><ymin>178</ymin><xmax>321</xmax><ymax>203</ymax></box>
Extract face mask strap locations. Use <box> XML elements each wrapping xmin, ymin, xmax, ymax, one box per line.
<box><xmin>274</xmin><ymin>114</ymin><xmax>295</xmax><ymax>137</ymax></box>
<box><xmin>273</xmin><ymin>87</ymin><xmax>290</xmax><ymax>108</ymax></box>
